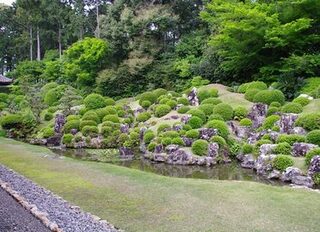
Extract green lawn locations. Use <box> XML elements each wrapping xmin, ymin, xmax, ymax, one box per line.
<box><xmin>0</xmin><ymin>138</ymin><xmax>319</xmax><ymax>232</ymax></box>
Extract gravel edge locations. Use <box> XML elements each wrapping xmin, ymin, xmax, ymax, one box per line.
<box><xmin>0</xmin><ymin>164</ymin><xmax>120</xmax><ymax>232</ymax></box>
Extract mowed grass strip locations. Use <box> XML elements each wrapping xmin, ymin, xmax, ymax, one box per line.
<box><xmin>0</xmin><ymin>138</ymin><xmax>319</xmax><ymax>232</ymax></box>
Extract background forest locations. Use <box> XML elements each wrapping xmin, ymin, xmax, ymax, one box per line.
<box><xmin>0</xmin><ymin>0</ymin><xmax>320</xmax><ymax>99</ymax></box>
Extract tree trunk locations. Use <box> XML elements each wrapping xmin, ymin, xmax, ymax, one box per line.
<box><xmin>96</xmin><ymin>4</ymin><xmax>100</xmax><ymax>38</ymax></box>
<box><xmin>36</xmin><ymin>26</ymin><xmax>41</xmax><ymax>61</ymax></box>
<box><xmin>58</xmin><ymin>25</ymin><xmax>62</xmax><ymax>59</ymax></box>
<box><xmin>29</xmin><ymin>26</ymin><xmax>33</xmax><ymax>61</ymax></box>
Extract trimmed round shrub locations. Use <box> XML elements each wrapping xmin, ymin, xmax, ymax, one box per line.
<box><xmin>81</xmin><ymin>126</ymin><xmax>99</xmax><ymax>137</ymax></box>
<box><xmin>292</xmin><ymin>97</ymin><xmax>310</xmax><ymax>107</ymax></box>
<box><xmin>201</xmin><ymin>98</ymin><xmax>222</xmax><ymax>105</ymax></box>
<box><xmin>62</xmin><ymin>134</ymin><xmax>73</xmax><ymax>144</ymax></box>
<box><xmin>79</xmin><ymin>120</ymin><xmax>97</xmax><ymax>130</ymax></box>
<box><xmin>234</xmin><ymin>106</ymin><xmax>248</xmax><ymax>120</ymax></box>
<box><xmin>177</xmin><ymin>97</ymin><xmax>189</xmax><ymax>105</ymax></box>
<box><xmin>198</xmin><ymin>88</ymin><xmax>218</xmax><ymax>102</ymax></box>
<box><xmin>67</xmin><ymin>115</ymin><xmax>80</xmax><ymax>121</ymax></box>
<box><xmin>246</xmin><ymin>81</ymin><xmax>268</xmax><ymax>91</ymax></box>
<box><xmin>157</xmin><ymin>124</ymin><xmax>171</xmax><ymax>134</ymax></box>
<box><xmin>192</xmin><ymin>139</ymin><xmax>209</xmax><ymax>156</ymax></box>
<box><xmin>0</xmin><ymin>93</ymin><xmax>9</xmax><ymax>103</ymax></box>
<box><xmin>272</xmin><ymin>125</ymin><xmax>280</xmax><ymax>132</ymax></box>
<box><xmin>104</xmin><ymin>106</ymin><xmax>117</xmax><ymax>115</ymax></box>
<box><xmin>295</xmin><ymin>113</ymin><xmax>320</xmax><ymax>131</ymax></box>
<box><xmin>253</xmin><ymin>90</ymin><xmax>285</xmax><ymax>105</ymax></box>
<box><xmin>267</xmin><ymin>107</ymin><xmax>280</xmax><ymax>116</ymax></box>
<box><xmin>44</xmin><ymin>85</ymin><xmax>67</xmax><ymax>106</ymax></box>
<box><xmin>162</xmin><ymin>131</ymin><xmax>180</xmax><ymax>138</ymax></box>
<box><xmin>238</xmin><ymin>83</ymin><xmax>250</xmax><ymax>93</ymax></box>
<box><xmin>274</xmin><ymin>142</ymin><xmax>291</xmax><ymax>156</ymax></box>
<box><xmin>261</xmin><ymin>134</ymin><xmax>271</xmax><ymax>140</ymax></box>
<box><xmin>281</xmin><ymin>102</ymin><xmax>303</xmax><ymax>114</ymax></box>
<box><xmin>161</xmin><ymin>137</ymin><xmax>172</xmax><ymax>146</ymax></box>
<box><xmin>105</xmin><ymin>97</ymin><xmax>116</xmax><ymax>106</ymax></box>
<box><xmin>211</xmin><ymin>135</ymin><xmax>226</xmax><ymax>146</ymax></box>
<box><xmin>147</xmin><ymin>142</ymin><xmax>157</xmax><ymax>152</ymax></box>
<box><xmin>182</xmin><ymin>124</ymin><xmax>192</xmax><ymax>131</ymax></box>
<box><xmin>208</xmin><ymin>114</ymin><xmax>224</xmax><ymax>121</ymax></box>
<box><xmin>187</xmin><ymin>109</ymin><xmax>206</xmax><ymax>122</ymax></box>
<box><xmin>42</xmin><ymin>127</ymin><xmax>55</xmax><ymax>138</ymax></box>
<box><xmin>166</xmin><ymin>100</ymin><xmax>177</xmax><ymax>109</ymax></box>
<box><xmin>188</xmin><ymin>116</ymin><xmax>204</xmax><ymax>129</ymax></box>
<box><xmin>306</xmin><ymin>130</ymin><xmax>320</xmax><ymax>146</ymax></box>
<box><xmin>82</xmin><ymin>112</ymin><xmax>100</xmax><ymax>123</ymax></box>
<box><xmin>139</xmin><ymin>92</ymin><xmax>157</xmax><ymax>105</ymax></box>
<box><xmin>144</xmin><ymin>131</ymin><xmax>155</xmax><ymax>144</ymax></box>
<box><xmin>262</xmin><ymin>115</ymin><xmax>280</xmax><ymax>129</ymax></box>
<box><xmin>43</xmin><ymin>112</ymin><xmax>53</xmax><ymax>121</ymax></box>
<box><xmin>244</xmin><ymin>88</ymin><xmax>260</xmax><ymax>102</ymax></box>
<box><xmin>159</xmin><ymin>97</ymin><xmax>170</xmax><ymax>104</ymax></box>
<box><xmin>313</xmin><ymin>173</ymin><xmax>320</xmax><ymax>186</ymax></box>
<box><xmin>186</xmin><ymin>129</ymin><xmax>199</xmax><ymax>139</ymax></box>
<box><xmin>199</xmin><ymin>104</ymin><xmax>214</xmax><ymax>116</ymax></box>
<box><xmin>270</xmin><ymin>102</ymin><xmax>282</xmax><ymax>107</ymax></box>
<box><xmin>179</xmin><ymin>129</ymin><xmax>186</xmax><ymax>136</ymax></box>
<box><xmin>272</xmin><ymin>155</ymin><xmax>294</xmax><ymax>171</ymax></box>
<box><xmin>101</xmin><ymin>126</ymin><xmax>113</xmax><ymax>137</ymax></box>
<box><xmin>168</xmin><ymin>91</ymin><xmax>180</xmax><ymax>97</ymax></box>
<box><xmin>136</xmin><ymin>112</ymin><xmax>151</xmax><ymax>122</ymax></box>
<box><xmin>153</xmin><ymin>88</ymin><xmax>167</xmax><ymax>98</ymax></box>
<box><xmin>103</xmin><ymin>115</ymin><xmax>120</xmax><ymax>123</ymax></box>
<box><xmin>172</xmin><ymin>137</ymin><xmax>185</xmax><ymax>146</ymax></box>
<box><xmin>177</xmin><ymin>106</ymin><xmax>190</xmax><ymax>114</ymax></box>
<box><xmin>206</xmin><ymin>120</ymin><xmax>229</xmax><ymax>138</ymax></box>
<box><xmin>64</xmin><ymin>120</ymin><xmax>80</xmax><ymax>133</ymax></box>
<box><xmin>140</xmin><ymin>100</ymin><xmax>152</xmax><ymax>109</ymax></box>
<box><xmin>155</xmin><ymin>104</ymin><xmax>172</xmax><ymax>117</ymax></box>
<box><xmin>277</xmin><ymin>134</ymin><xmax>306</xmax><ymax>145</ymax></box>
<box><xmin>242</xmin><ymin>143</ymin><xmax>254</xmax><ymax>154</ymax></box>
<box><xmin>239</xmin><ymin>118</ymin><xmax>253</xmax><ymax>127</ymax></box>
<box><xmin>212</xmin><ymin>103</ymin><xmax>233</xmax><ymax>121</ymax></box>
<box><xmin>84</xmin><ymin>93</ymin><xmax>107</xmax><ymax>110</ymax></box>
<box><xmin>305</xmin><ymin>148</ymin><xmax>320</xmax><ymax>165</ymax></box>
<box><xmin>0</xmin><ymin>114</ymin><xmax>23</xmax><ymax>129</ymax></box>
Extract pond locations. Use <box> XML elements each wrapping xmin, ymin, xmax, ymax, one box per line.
<box><xmin>51</xmin><ymin>148</ymin><xmax>283</xmax><ymax>186</ymax></box>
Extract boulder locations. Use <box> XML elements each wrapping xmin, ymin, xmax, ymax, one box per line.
<box><xmin>268</xmin><ymin>170</ymin><xmax>281</xmax><ymax>179</ymax></box>
<box><xmin>248</xmin><ymin>103</ymin><xmax>268</xmax><ymax>128</ymax></box>
<box><xmin>120</xmin><ymin>124</ymin><xmax>130</xmax><ymax>133</ymax></box>
<box><xmin>29</xmin><ymin>138</ymin><xmax>47</xmax><ymax>146</ymax></box>
<box><xmin>187</xmin><ymin>87</ymin><xmax>199</xmax><ymax>106</ymax></box>
<box><xmin>207</xmin><ymin>143</ymin><xmax>219</xmax><ymax>158</ymax></box>
<box><xmin>308</xmin><ymin>155</ymin><xmax>320</xmax><ymax>176</ymax></box>
<box><xmin>70</xmin><ymin>128</ymin><xmax>78</xmax><ymax>135</ymax></box>
<box><xmin>228</xmin><ymin>122</ymin><xmax>250</xmax><ymax>139</ymax></box>
<box><xmin>269</xmin><ymin>132</ymin><xmax>280</xmax><ymax>142</ymax></box>
<box><xmin>155</xmin><ymin>144</ymin><xmax>164</xmax><ymax>153</ymax></box>
<box><xmin>139</xmin><ymin>127</ymin><xmax>147</xmax><ymax>142</ymax></box>
<box><xmin>54</xmin><ymin>114</ymin><xmax>66</xmax><ymax>134</ymax></box>
<box><xmin>173</xmin><ymin>124</ymin><xmax>183</xmax><ymax>131</ymax></box>
<box><xmin>240</xmin><ymin>154</ymin><xmax>255</xmax><ymax>169</ymax></box>
<box><xmin>165</xmin><ymin>145</ymin><xmax>180</xmax><ymax>154</ymax></box>
<box><xmin>199</xmin><ymin>128</ymin><xmax>217</xmax><ymax>140</ymax></box>
<box><xmin>254</xmin><ymin>154</ymin><xmax>276</xmax><ymax>176</ymax></box>
<box><xmin>259</xmin><ymin>144</ymin><xmax>277</xmax><ymax>156</ymax></box>
<box><xmin>279</xmin><ymin>113</ymin><xmax>298</xmax><ymax>134</ymax></box>
<box><xmin>89</xmin><ymin>137</ymin><xmax>103</xmax><ymax>149</ymax></box>
<box><xmin>167</xmin><ymin>149</ymin><xmax>193</xmax><ymax>165</ymax></box>
<box><xmin>153</xmin><ymin>153</ymin><xmax>167</xmax><ymax>162</ymax></box>
<box><xmin>133</xmin><ymin>107</ymin><xmax>144</xmax><ymax>117</ymax></box>
<box><xmin>292</xmin><ymin>143</ymin><xmax>318</xmax><ymax>157</ymax></box>
<box><xmin>291</xmin><ymin>175</ymin><xmax>314</xmax><ymax>188</ymax></box>
<box><xmin>290</xmin><ymin>127</ymin><xmax>307</xmax><ymax>135</ymax></box>
<box><xmin>46</xmin><ymin>136</ymin><xmax>62</xmax><ymax>147</ymax></box>
<box><xmin>181</xmin><ymin>115</ymin><xmax>192</xmax><ymax>124</ymax></box>
<box><xmin>119</xmin><ymin>147</ymin><xmax>134</xmax><ymax>158</ymax></box>
<box><xmin>140</xmin><ymin>142</ymin><xmax>147</xmax><ymax>154</ymax></box>
<box><xmin>171</xmin><ymin>115</ymin><xmax>180</xmax><ymax>120</ymax></box>
<box><xmin>74</xmin><ymin>141</ymin><xmax>86</xmax><ymax>149</ymax></box>
<box><xmin>281</xmin><ymin>167</ymin><xmax>303</xmax><ymax>182</ymax></box>
<box><xmin>182</xmin><ymin>136</ymin><xmax>194</xmax><ymax>147</ymax></box>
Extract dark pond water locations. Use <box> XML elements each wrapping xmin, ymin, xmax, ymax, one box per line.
<box><xmin>51</xmin><ymin>148</ymin><xmax>283</xmax><ymax>186</ymax></box>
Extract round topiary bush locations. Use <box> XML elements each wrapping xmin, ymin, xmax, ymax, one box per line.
<box><xmin>242</xmin><ymin>143</ymin><xmax>254</xmax><ymax>154</ymax></box>
<box><xmin>208</xmin><ymin>114</ymin><xmax>224</xmax><ymax>121</ymax></box>
<box><xmin>263</xmin><ymin>115</ymin><xmax>280</xmax><ymax>129</ymax></box>
<box><xmin>182</xmin><ymin>124</ymin><xmax>192</xmax><ymax>131</ymax></box>
<box><xmin>172</xmin><ymin>137</ymin><xmax>185</xmax><ymax>146</ymax></box>
<box><xmin>210</xmin><ymin>135</ymin><xmax>226</xmax><ymax>146</ymax></box>
<box><xmin>281</xmin><ymin>102</ymin><xmax>303</xmax><ymax>114</ymax></box>
<box><xmin>212</xmin><ymin>103</ymin><xmax>233</xmax><ymax>121</ymax></box>
<box><xmin>159</xmin><ymin>97</ymin><xmax>170</xmax><ymax>104</ymax></box>
<box><xmin>305</xmin><ymin>148</ymin><xmax>320</xmax><ymax>166</ymax></box>
<box><xmin>81</xmin><ymin>126</ymin><xmax>99</xmax><ymax>137</ymax></box>
<box><xmin>157</xmin><ymin>124</ymin><xmax>171</xmax><ymax>134</ymax></box>
<box><xmin>153</xmin><ymin>88</ymin><xmax>167</xmax><ymax>98</ymax></box>
<box><xmin>79</xmin><ymin>120</ymin><xmax>97</xmax><ymax>130</ymax></box>
<box><xmin>188</xmin><ymin>116</ymin><xmax>204</xmax><ymax>129</ymax></box>
<box><xmin>272</xmin><ymin>155</ymin><xmax>294</xmax><ymax>171</ymax></box>
<box><xmin>62</xmin><ymin>133</ymin><xmax>73</xmax><ymax>145</ymax></box>
<box><xmin>82</xmin><ymin>112</ymin><xmax>100</xmax><ymax>123</ymax></box>
<box><xmin>306</xmin><ymin>130</ymin><xmax>320</xmax><ymax>146</ymax></box>
<box><xmin>239</xmin><ymin>118</ymin><xmax>253</xmax><ymax>127</ymax></box>
<box><xmin>0</xmin><ymin>114</ymin><xmax>23</xmax><ymax>130</ymax></box>
<box><xmin>177</xmin><ymin>106</ymin><xmax>191</xmax><ymax>114</ymax></box>
<box><xmin>192</xmin><ymin>139</ymin><xmax>209</xmax><ymax>156</ymax></box>
<box><xmin>64</xmin><ymin>120</ymin><xmax>80</xmax><ymax>133</ymax></box>
<box><xmin>267</xmin><ymin>106</ymin><xmax>280</xmax><ymax>116</ymax></box>
<box><xmin>103</xmin><ymin>115</ymin><xmax>120</xmax><ymax>123</ymax></box>
<box><xmin>253</xmin><ymin>90</ymin><xmax>285</xmax><ymax>105</ymax></box>
<box><xmin>199</xmin><ymin>104</ymin><xmax>214</xmax><ymax>116</ymax></box>
<box><xmin>42</xmin><ymin>127</ymin><xmax>55</xmax><ymax>138</ymax></box>
<box><xmin>255</xmin><ymin>139</ymin><xmax>272</xmax><ymax>147</ymax></box>
<box><xmin>43</xmin><ymin>112</ymin><xmax>53</xmax><ymax>121</ymax></box>
<box><xmin>295</xmin><ymin>113</ymin><xmax>320</xmax><ymax>131</ymax></box>
<box><xmin>147</xmin><ymin>142</ymin><xmax>157</xmax><ymax>152</ymax></box>
<box><xmin>104</xmin><ymin>97</ymin><xmax>116</xmax><ymax>106</ymax></box>
<box><xmin>270</xmin><ymin>102</ymin><xmax>282</xmax><ymax>107</ymax></box>
<box><xmin>101</xmin><ymin>126</ymin><xmax>113</xmax><ymax>137</ymax></box>
<box><xmin>162</xmin><ymin>131</ymin><xmax>180</xmax><ymax>138</ymax></box>
<box><xmin>244</xmin><ymin>89</ymin><xmax>260</xmax><ymax>102</ymax></box>
<box><xmin>139</xmin><ymin>92</ymin><xmax>157</xmax><ymax>105</ymax></box>
<box><xmin>276</xmin><ymin>134</ymin><xmax>306</xmax><ymax>145</ymax></box>
<box><xmin>144</xmin><ymin>131</ymin><xmax>155</xmax><ymax>144</ymax></box>
<box><xmin>155</xmin><ymin>104</ymin><xmax>172</xmax><ymax>117</ymax></box>
<box><xmin>292</xmin><ymin>97</ymin><xmax>310</xmax><ymax>107</ymax></box>
<box><xmin>136</xmin><ymin>112</ymin><xmax>151</xmax><ymax>122</ymax></box>
<box><xmin>187</xmin><ymin>109</ymin><xmax>206</xmax><ymax>122</ymax></box>
<box><xmin>67</xmin><ymin>115</ymin><xmax>81</xmax><ymax>121</ymax></box>
<box><xmin>84</xmin><ymin>93</ymin><xmax>107</xmax><ymax>110</ymax></box>
<box><xmin>237</xmin><ymin>83</ymin><xmax>250</xmax><ymax>93</ymax></box>
<box><xmin>234</xmin><ymin>106</ymin><xmax>248</xmax><ymax>120</ymax></box>
<box><xmin>206</xmin><ymin>120</ymin><xmax>229</xmax><ymax>138</ymax></box>
<box><xmin>246</xmin><ymin>81</ymin><xmax>268</xmax><ymax>91</ymax></box>
<box><xmin>0</xmin><ymin>93</ymin><xmax>9</xmax><ymax>103</ymax></box>
<box><xmin>44</xmin><ymin>85</ymin><xmax>67</xmax><ymax>106</ymax></box>
<box><xmin>274</xmin><ymin>142</ymin><xmax>292</xmax><ymax>156</ymax></box>
<box><xmin>198</xmin><ymin>88</ymin><xmax>218</xmax><ymax>102</ymax></box>
<box><xmin>140</xmin><ymin>100</ymin><xmax>152</xmax><ymax>109</ymax></box>
<box><xmin>177</xmin><ymin>97</ymin><xmax>189</xmax><ymax>106</ymax></box>
<box><xmin>161</xmin><ymin>137</ymin><xmax>172</xmax><ymax>146</ymax></box>
<box><xmin>201</xmin><ymin>98</ymin><xmax>222</xmax><ymax>105</ymax></box>
<box><xmin>166</xmin><ymin>100</ymin><xmax>177</xmax><ymax>109</ymax></box>
<box><xmin>186</xmin><ymin>129</ymin><xmax>200</xmax><ymax>139</ymax></box>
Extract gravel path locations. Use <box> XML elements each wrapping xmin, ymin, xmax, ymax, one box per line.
<box><xmin>0</xmin><ymin>164</ymin><xmax>119</xmax><ymax>232</ymax></box>
<box><xmin>0</xmin><ymin>187</ymin><xmax>51</xmax><ymax>232</ymax></box>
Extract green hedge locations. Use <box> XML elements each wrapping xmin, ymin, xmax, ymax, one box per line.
<box><xmin>155</xmin><ymin>104</ymin><xmax>172</xmax><ymax>117</ymax></box>
<box><xmin>295</xmin><ymin>113</ymin><xmax>320</xmax><ymax>131</ymax></box>
<box><xmin>212</xmin><ymin>103</ymin><xmax>233</xmax><ymax>121</ymax></box>
<box><xmin>281</xmin><ymin>103</ymin><xmax>303</xmax><ymax>114</ymax></box>
<box><xmin>84</xmin><ymin>93</ymin><xmax>107</xmax><ymax>110</ymax></box>
<box><xmin>192</xmin><ymin>139</ymin><xmax>209</xmax><ymax>156</ymax></box>
<box><xmin>206</xmin><ymin>120</ymin><xmax>229</xmax><ymax>138</ymax></box>
<box><xmin>272</xmin><ymin>155</ymin><xmax>294</xmax><ymax>171</ymax></box>
<box><xmin>306</xmin><ymin>130</ymin><xmax>320</xmax><ymax>146</ymax></box>
<box><xmin>253</xmin><ymin>90</ymin><xmax>285</xmax><ymax>105</ymax></box>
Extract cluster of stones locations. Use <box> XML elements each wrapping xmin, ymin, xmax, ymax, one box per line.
<box><xmin>232</xmin><ymin>103</ymin><xmax>319</xmax><ymax>188</ymax></box>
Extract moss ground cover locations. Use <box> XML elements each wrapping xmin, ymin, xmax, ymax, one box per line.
<box><xmin>0</xmin><ymin>138</ymin><xmax>320</xmax><ymax>232</ymax></box>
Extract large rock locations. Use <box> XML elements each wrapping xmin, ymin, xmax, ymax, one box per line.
<box><xmin>46</xmin><ymin>136</ymin><xmax>62</xmax><ymax>147</ymax></box>
<box><xmin>292</xmin><ymin>143</ymin><xmax>318</xmax><ymax>157</ymax></box>
<box><xmin>281</xmin><ymin>167</ymin><xmax>302</xmax><ymax>182</ymax></box>
<box><xmin>279</xmin><ymin>113</ymin><xmax>298</xmax><ymax>134</ymax></box>
<box><xmin>182</xmin><ymin>136</ymin><xmax>194</xmax><ymax>147</ymax></box>
<box><xmin>291</xmin><ymin>175</ymin><xmax>314</xmax><ymax>188</ymax></box>
<box><xmin>187</xmin><ymin>87</ymin><xmax>199</xmax><ymax>106</ymax></box>
<box><xmin>199</xmin><ymin>128</ymin><xmax>217</xmax><ymax>140</ymax></box>
<box><xmin>248</xmin><ymin>103</ymin><xmax>268</xmax><ymax>128</ymax></box>
<box><xmin>268</xmin><ymin>170</ymin><xmax>281</xmax><ymax>179</ymax></box>
<box><xmin>89</xmin><ymin>137</ymin><xmax>103</xmax><ymax>149</ymax></box>
<box><xmin>207</xmin><ymin>143</ymin><xmax>219</xmax><ymax>158</ymax></box>
<box><xmin>152</xmin><ymin>153</ymin><xmax>167</xmax><ymax>162</ymax></box>
<box><xmin>308</xmin><ymin>155</ymin><xmax>320</xmax><ymax>176</ymax></box>
<box><xmin>54</xmin><ymin>114</ymin><xmax>66</xmax><ymax>134</ymax></box>
<box><xmin>154</xmin><ymin>144</ymin><xmax>164</xmax><ymax>153</ymax></box>
<box><xmin>29</xmin><ymin>138</ymin><xmax>47</xmax><ymax>146</ymax></box>
<box><xmin>119</xmin><ymin>147</ymin><xmax>134</xmax><ymax>158</ymax></box>
<box><xmin>120</xmin><ymin>124</ymin><xmax>130</xmax><ymax>133</ymax></box>
<box><xmin>167</xmin><ymin>149</ymin><xmax>193</xmax><ymax>165</ymax></box>
<box><xmin>165</xmin><ymin>145</ymin><xmax>180</xmax><ymax>154</ymax></box>
<box><xmin>290</xmin><ymin>127</ymin><xmax>307</xmax><ymax>135</ymax></box>
<box><xmin>228</xmin><ymin>122</ymin><xmax>251</xmax><ymax>139</ymax></box>
<box><xmin>254</xmin><ymin>154</ymin><xmax>276</xmax><ymax>176</ymax></box>
<box><xmin>181</xmin><ymin>115</ymin><xmax>192</xmax><ymax>124</ymax></box>
<box><xmin>240</xmin><ymin>154</ymin><xmax>255</xmax><ymax>169</ymax></box>
<box><xmin>259</xmin><ymin>144</ymin><xmax>277</xmax><ymax>156</ymax></box>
